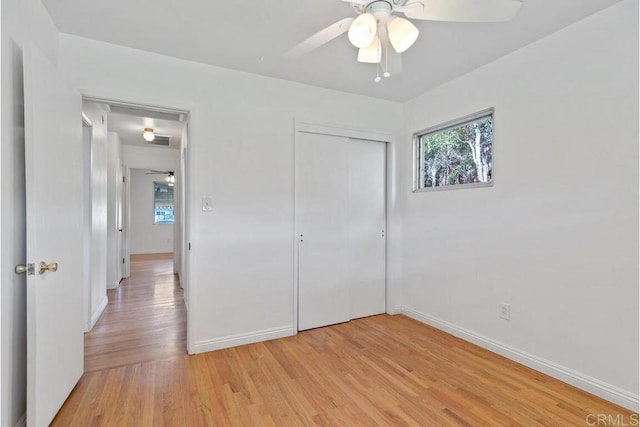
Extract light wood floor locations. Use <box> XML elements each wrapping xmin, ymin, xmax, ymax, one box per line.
<box><xmin>53</xmin><ymin>254</ymin><xmax>635</xmax><ymax>425</ymax></box>
<box><xmin>84</xmin><ymin>253</ymin><xmax>186</xmax><ymax>372</ymax></box>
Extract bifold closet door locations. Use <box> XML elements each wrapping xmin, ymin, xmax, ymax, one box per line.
<box><xmin>297</xmin><ymin>132</ymin><xmax>386</xmax><ymax>331</ymax></box>
<box><xmin>296</xmin><ymin>132</ymin><xmax>351</xmax><ymax>331</ymax></box>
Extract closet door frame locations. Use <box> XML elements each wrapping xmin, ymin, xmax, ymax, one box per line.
<box><xmin>293</xmin><ymin>121</ymin><xmax>394</xmax><ymax>332</ymax></box>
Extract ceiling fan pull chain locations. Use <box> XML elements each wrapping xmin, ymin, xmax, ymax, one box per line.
<box><xmin>383</xmin><ymin>41</ymin><xmax>391</xmax><ymax>78</ymax></box>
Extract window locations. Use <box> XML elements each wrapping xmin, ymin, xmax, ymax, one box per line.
<box><xmin>154</xmin><ymin>182</ymin><xmax>174</xmax><ymax>224</ymax></box>
<box><xmin>414</xmin><ymin>109</ymin><xmax>494</xmax><ymax>191</ymax></box>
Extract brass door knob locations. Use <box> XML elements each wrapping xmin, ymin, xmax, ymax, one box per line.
<box><xmin>15</xmin><ymin>263</ymin><xmax>35</xmax><ymax>275</ymax></box>
<box><xmin>39</xmin><ymin>262</ymin><xmax>58</xmax><ymax>275</ymax></box>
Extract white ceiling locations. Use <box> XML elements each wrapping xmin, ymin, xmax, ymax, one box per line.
<box><xmin>106</xmin><ymin>106</ymin><xmax>185</xmax><ymax>149</ymax></box>
<box><xmin>44</xmin><ymin>0</ymin><xmax>622</xmax><ymax>102</ymax></box>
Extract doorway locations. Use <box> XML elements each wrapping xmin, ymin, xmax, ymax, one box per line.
<box><xmin>81</xmin><ymin>98</ymin><xmax>191</xmax><ymax>363</ymax></box>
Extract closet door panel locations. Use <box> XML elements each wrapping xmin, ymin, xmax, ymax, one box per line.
<box><xmin>296</xmin><ymin>132</ymin><xmax>350</xmax><ymax>331</ymax></box>
<box><xmin>348</xmin><ymin>139</ymin><xmax>387</xmax><ymax>319</ymax></box>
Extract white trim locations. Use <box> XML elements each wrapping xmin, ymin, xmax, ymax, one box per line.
<box><xmin>387</xmin><ymin>305</ymin><xmax>402</xmax><ymax>315</ymax></box>
<box><xmin>82</xmin><ymin>95</ymin><xmax>190</xmax><ymax>116</ymax></box>
<box><xmin>88</xmin><ymin>295</ymin><xmax>108</xmax><ymax>331</ymax></box>
<box><xmin>295</xmin><ymin>121</ymin><xmax>392</xmax><ymax>143</ymax></box>
<box><xmin>81</xmin><ymin>112</ymin><xmax>93</xmax><ymax>127</ymax></box>
<box><xmin>106</xmin><ymin>281</ymin><xmax>119</xmax><ymax>290</ymax></box>
<box><xmin>130</xmin><ymin>250</ymin><xmax>175</xmax><ymax>255</ymax></box>
<box><xmin>14</xmin><ymin>413</ymin><xmax>26</xmax><ymax>427</ymax></box>
<box><xmin>395</xmin><ymin>305</ymin><xmax>639</xmax><ymax>412</ymax></box>
<box><xmin>193</xmin><ymin>326</ymin><xmax>295</xmax><ymax>354</ymax></box>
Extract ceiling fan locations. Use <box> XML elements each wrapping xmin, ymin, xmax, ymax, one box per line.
<box><xmin>146</xmin><ymin>170</ymin><xmax>176</xmax><ymax>185</ymax></box>
<box><xmin>285</xmin><ymin>0</ymin><xmax>523</xmax><ymax>81</ymax></box>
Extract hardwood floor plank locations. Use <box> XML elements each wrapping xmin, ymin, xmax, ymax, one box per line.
<box><xmin>52</xmin><ymin>254</ymin><xmax>637</xmax><ymax>425</ymax></box>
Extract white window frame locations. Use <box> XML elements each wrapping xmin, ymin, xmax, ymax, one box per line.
<box><xmin>413</xmin><ymin>107</ymin><xmax>495</xmax><ymax>192</ymax></box>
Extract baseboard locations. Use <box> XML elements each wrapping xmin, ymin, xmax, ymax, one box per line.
<box><xmin>88</xmin><ymin>295</ymin><xmax>109</xmax><ymax>331</ymax></box>
<box><xmin>14</xmin><ymin>413</ymin><xmax>26</xmax><ymax>427</ymax></box>
<box><xmin>395</xmin><ymin>305</ymin><xmax>639</xmax><ymax>412</ymax></box>
<box><xmin>193</xmin><ymin>326</ymin><xmax>295</xmax><ymax>354</ymax></box>
<box><xmin>106</xmin><ymin>281</ymin><xmax>119</xmax><ymax>290</ymax></box>
<box><xmin>387</xmin><ymin>305</ymin><xmax>402</xmax><ymax>315</ymax></box>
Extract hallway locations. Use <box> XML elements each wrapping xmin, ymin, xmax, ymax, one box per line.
<box><xmin>84</xmin><ymin>253</ymin><xmax>186</xmax><ymax>372</ymax></box>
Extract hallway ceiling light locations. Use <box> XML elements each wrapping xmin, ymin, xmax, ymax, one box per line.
<box><xmin>143</xmin><ymin>128</ymin><xmax>155</xmax><ymax>142</ymax></box>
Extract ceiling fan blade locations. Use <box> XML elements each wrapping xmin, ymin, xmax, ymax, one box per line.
<box><xmin>284</xmin><ymin>17</ymin><xmax>355</xmax><ymax>59</ymax></box>
<box><xmin>340</xmin><ymin>0</ymin><xmax>369</xmax><ymax>4</ymax></box>
<box><xmin>400</xmin><ymin>0</ymin><xmax>522</xmax><ymax>22</ymax></box>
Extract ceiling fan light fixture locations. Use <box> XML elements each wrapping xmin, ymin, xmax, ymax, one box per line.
<box><xmin>143</xmin><ymin>127</ymin><xmax>155</xmax><ymax>142</ymax></box>
<box><xmin>348</xmin><ymin>13</ymin><xmax>377</xmax><ymax>48</ymax></box>
<box><xmin>387</xmin><ymin>17</ymin><xmax>419</xmax><ymax>53</ymax></box>
<box><xmin>357</xmin><ymin>36</ymin><xmax>381</xmax><ymax>63</ymax></box>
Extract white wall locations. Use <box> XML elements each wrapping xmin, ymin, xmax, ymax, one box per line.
<box><xmin>106</xmin><ymin>132</ymin><xmax>122</xmax><ymax>288</ymax></box>
<box><xmin>398</xmin><ymin>0</ymin><xmax>638</xmax><ymax>409</ymax></box>
<box><xmin>1</xmin><ymin>0</ymin><xmax>59</xmax><ymax>425</ymax></box>
<box><xmin>130</xmin><ymin>168</ymin><xmax>175</xmax><ymax>254</ymax></box>
<box><xmin>58</xmin><ymin>36</ymin><xmax>404</xmax><ymax>353</ymax></box>
<box><xmin>82</xmin><ymin>101</ymin><xmax>108</xmax><ymax>330</ymax></box>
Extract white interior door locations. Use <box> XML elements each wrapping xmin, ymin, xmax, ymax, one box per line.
<box><xmin>23</xmin><ymin>44</ymin><xmax>84</xmax><ymax>427</ymax></box>
<box><xmin>82</xmin><ymin>122</ymin><xmax>93</xmax><ymax>331</ymax></box>
<box><xmin>122</xmin><ymin>166</ymin><xmax>131</xmax><ymax>278</ymax></box>
<box><xmin>116</xmin><ymin>164</ymin><xmax>124</xmax><ymax>281</ymax></box>
<box><xmin>348</xmin><ymin>139</ymin><xmax>386</xmax><ymax>319</ymax></box>
<box><xmin>296</xmin><ymin>132</ymin><xmax>350</xmax><ymax>330</ymax></box>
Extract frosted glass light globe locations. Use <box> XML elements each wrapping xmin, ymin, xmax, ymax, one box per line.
<box><xmin>348</xmin><ymin>13</ymin><xmax>377</xmax><ymax>48</ymax></box>
<box><xmin>387</xmin><ymin>17</ymin><xmax>419</xmax><ymax>53</ymax></box>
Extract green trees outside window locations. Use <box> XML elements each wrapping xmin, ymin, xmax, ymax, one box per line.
<box><xmin>415</xmin><ymin>110</ymin><xmax>493</xmax><ymax>190</ymax></box>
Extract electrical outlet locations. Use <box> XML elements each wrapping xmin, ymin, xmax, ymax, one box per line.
<box><xmin>499</xmin><ymin>303</ymin><xmax>511</xmax><ymax>321</ymax></box>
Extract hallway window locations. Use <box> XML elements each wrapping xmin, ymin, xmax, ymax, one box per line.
<box><xmin>154</xmin><ymin>182</ymin><xmax>174</xmax><ymax>224</ymax></box>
